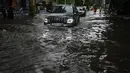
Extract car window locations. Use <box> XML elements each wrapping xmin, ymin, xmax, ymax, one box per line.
<box><xmin>77</xmin><ymin>7</ymin><xmax>84</xmax><ymax>11</ymax></box>
<box><xmin>65</xmin><ymin>6</ymin><xmax>73</xmax><ymax>13</ymax></box>
<box><xmin>73</xmin><ymin>6</ymin><xmax>78</xmax><ymax>13</ymax></box>
<box><xmin>52</xmin><ymin>6</ymin><xmax>73</xmax><ymax>13</ymax></box>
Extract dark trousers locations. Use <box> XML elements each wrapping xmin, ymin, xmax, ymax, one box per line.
<box><xmin>2</xmin><ymin>9</ymin><xmax>7</xmax><ymax>19</ymax></box>
<box><xmin>7</xmin><ymin>7</ymin><xmax>14</xmax><ymax>19</ymax></box>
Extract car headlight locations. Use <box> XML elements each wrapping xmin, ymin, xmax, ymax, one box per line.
<box><xmin>82</xmin><ymin>11</ymin><xmax>85</xmax><ymax>13</ymax></box>
<box><xmin>67</xmin><ymin>18</ymin><xmax>74</xmax><ymax>23</ymax></box>
<box><xmin>44</xmin><ymin>18</ymin><xmax>48</xmax><ymax>23</ymax></box>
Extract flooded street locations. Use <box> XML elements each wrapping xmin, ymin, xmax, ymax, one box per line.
<box><xmin>0</xmin><ymin>10</ymin><xmax>130</xmax><ymax>73</ymax></box>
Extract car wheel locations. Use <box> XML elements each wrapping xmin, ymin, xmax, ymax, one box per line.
<box><xmin>78</xmin><ymin>17</ymin><xmax>80</xmax><ymax>23</ymax></box>
<box><xmin>73</xmin><ymin>18</ymin><xmax>79</xmax><ymax>26</ymax></box>
<box><xmin>72</xmin><ymin>22</ymin><xmax>77</xmax><ymax>26</ymax></box>
<box><xmin>75</xmin><ymin>19</ymin><xmax>78</xmax><ymax>26</ymax></box>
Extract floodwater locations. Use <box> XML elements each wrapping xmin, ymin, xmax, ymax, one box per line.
<box><xmin>0</xmin><ymin>10</ymin><xmax>130</xmax><ymax>73</ymax></box>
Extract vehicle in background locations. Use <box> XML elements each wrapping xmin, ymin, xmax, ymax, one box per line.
<box><xmin>76</xmin><ymin>6</ymin><xmax>86</xmax><ymax>17</ymax></box>
<box><xmin>44</xmin><ymin>4</ymin><xmax>80</xmax><ymax>27</ymax></box>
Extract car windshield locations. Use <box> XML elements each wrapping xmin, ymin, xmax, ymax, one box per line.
<box><xmin>52</xmin><ymin>6</ymin><xmax>73</xmax><ymax>13</ymax></box>
<box><xmin>77</xmin><ymin>7</ymin><xmax>85</xmax><ymax>11</ymax></box>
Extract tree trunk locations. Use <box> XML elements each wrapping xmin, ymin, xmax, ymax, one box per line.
<box><xmin>29</xmin><ymin>0</ymin><xmax>36</xmax><ymax>16</ymax></box>
<box><xmin>75</xmin><ymin>0</ymin><xmax>83</xmax><ymax>6</ymax></box>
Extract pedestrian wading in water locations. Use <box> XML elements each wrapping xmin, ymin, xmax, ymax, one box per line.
<box><xmin>2</xmin><ymin>6</ymin><xmax>14</xmax><ymax>19</ymax></box>
<box><xmin>2</xmin><ymin>7</ymin><xmax>7</xmax><ymax>19</ymax></box>
<box><xmin>92</xmin><ymin>4</ymin><xmax>97</xmax><ymax>14</ymax></box>
<box><xmin>7</xmin><ymin>7</ymin><xmax>14</xmax><ymax>19</ymax></box>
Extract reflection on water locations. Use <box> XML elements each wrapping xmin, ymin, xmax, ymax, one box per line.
<box><xmin>0</xmin><ymin>18</ymin><xmax>41</xmax><ymax>73</ymax></box>
<box><xmin>88</xmin><ymin>17</ymin><xmax>130</xmax><ymax>73</ymax></box>
<box><xmin>0</xmin><ymin>12</ymin><xmax>130</xmax><ymax>73</ymax></box>
<box><xmin>71</xmin><ymin>16</ymin><xmax>130</xmax><ymax>73</ymax></box>
<box><xmin>102</xmin><ymin>17</ymin><xmax>130</xmax><ymax>73</ymax></box>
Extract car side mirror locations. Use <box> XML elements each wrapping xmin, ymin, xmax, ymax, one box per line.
<box><xmin>74</xmin><ymin>11</ymin><xmax>79</xmax><ymax>15</ymax></box>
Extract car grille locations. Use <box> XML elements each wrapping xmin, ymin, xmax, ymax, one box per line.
<box><xmin>48</xmin><ymin>16</ymin><xmax>67</xmax><ymax>23</ymax></box>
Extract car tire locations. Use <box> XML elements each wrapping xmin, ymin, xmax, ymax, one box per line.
<box><xmin>78</xmin><ymin>17</ymin><xmax>80</xmax><ymax>23</ymax></box>
<box><xmin>72</xmin><ymin>22</ymin><xmax>77</xmax><ymax>26</ymax></box>
<box><xmin>75</xmin><ymin>19</ymin><xmax>78</xmax><ymax>26</ymax></box>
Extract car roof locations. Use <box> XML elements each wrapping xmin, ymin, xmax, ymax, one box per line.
<box><xmin>76</xmin><ymin>6</ymin><xmax>83</xmax><ymax>8</ymax></box>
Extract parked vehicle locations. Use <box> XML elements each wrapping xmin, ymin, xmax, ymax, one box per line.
<box><xmin>44</xmin><ymin>4</ymin><xmax>80</xmax><ymax>27</ymax></box>
<box><xmin>76</xmin><ymin>6</ymin><xmax>86</xmax><ymax>17</ymax></box>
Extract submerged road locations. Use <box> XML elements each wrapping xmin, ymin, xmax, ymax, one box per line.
<box><xmin>0</xmin><ymin>10</ymin><xmax>130</xmax><ymax>73</ymax></box>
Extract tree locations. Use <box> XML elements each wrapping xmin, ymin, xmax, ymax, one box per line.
<box><xmin>75</xmin><ymin>0</ymin><xmax>83</xmax><ymax>6</ymax></box>
<box><xmin>29</xmin><ymin>0</ymin><xmax>36</xmax><ymax>16</ymax></box>
<box><xmin>84</xmin><ymin>0</ymin><xmax>91</xmax><ymax>10</ymax></box>
<box><xmin>58</xmin><ymin>0</ymin><xmax>75</xmax><ymax>4</ymax></box>
<box><xmin>58</xmin><ymin>0</ymin><xmax>64</xmax><ymax>4</ymax></box>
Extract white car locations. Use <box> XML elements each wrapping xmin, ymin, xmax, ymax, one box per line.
<box><xmin>77</xmin><ymin>6</ymin><xmax>86</xmax><ymax>17</ymax></box>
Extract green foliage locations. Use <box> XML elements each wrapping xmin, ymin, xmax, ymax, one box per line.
<box><xmin>58</xmin><ymin>0</ymin><xmax>74</xmax><ymax>4</ymax></box>
<box><xmin>75</xmin><ymin>0</ymin><xmax>83</xmax><ymax>6</ymax></box>
<box><xmin>57</xmin><ymin>0</ymin><xmax>92</xmax><ymax>6</ymax></box>
<box><xmin>29</xmin><ymin>5</ymin><xmax>36</xmax><ymax>16</ymax></box>
<box><xmin>40</xmin><ymin>5</ymin><xmax>44</xmax><ymax>10</ymax></box>
<box><xmin>57</xmin><ymin>0</ymin><xmax>91</xmax><ymax>6</ymax></box>
<box><xmin>59</xmin><ymin>0</ymin><xmax>64</xmax><ymax>4</ymax></box>
<box><xmin>28</xmin><ymin>0</ymin><xmax>36</xmax><ymax>16</ymax></box>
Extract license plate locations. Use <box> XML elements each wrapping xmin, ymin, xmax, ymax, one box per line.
<box><xmin>52</xmin><ymin>23</ymin><xmax>62</xmax><ymax>26</ymax></box>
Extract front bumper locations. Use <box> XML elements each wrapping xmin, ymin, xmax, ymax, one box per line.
<box><xmin>79</xmin><ymin>12</ymin><xmax>86</xmax><ymax>16</ymax></box>
<box><xmin>44</xmin><ymin>23</ymin><xmax>74</xmax><ymax>27</ymax></box>
<box><xmin>44</xmin><ymin>16</ymin><xmax>76</xmax><ymax>26</ymax></box>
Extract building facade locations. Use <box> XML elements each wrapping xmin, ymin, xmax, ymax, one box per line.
<box><xmin>0</xmin><ymin>0</ymin><xmax>43</xmax><ymax>11</ymax></box>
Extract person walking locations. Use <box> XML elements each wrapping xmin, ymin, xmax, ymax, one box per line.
<box><xmin>93</xmin><ymin>4</ymin><xmax>97</xmax><ymax>14</ymax></box>
<box><xmin>7</xmin><ymin>6</ymin><xmax>14</xmax><ymax>19</ymax></box>
<box><xmin>1</xmin><ymin>7</ymin><xmax>7</xmax><ymax>19</ymax></box>
<box><xmin>36</xmin><ymin>3</ymin><xmax>40</xmax><ymax>13</ymax></box>
<box><xmin>99</xmin><ymin>7</ymin><xmax>102</xmax><ymax>14</ymax></box>
<box><xmin>46</xmin><ymin>2</ymin><xmax>53</xmax><ymax>13</ymax></box>
<box><xmin>99</xmin><ymin>7</ymin><xmax>102</xmax><ymax>16</ymax></box>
